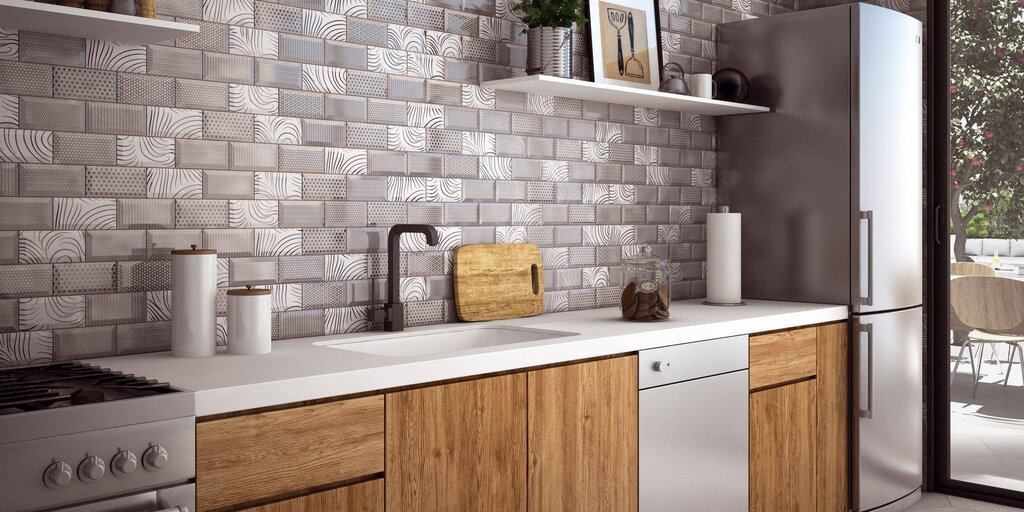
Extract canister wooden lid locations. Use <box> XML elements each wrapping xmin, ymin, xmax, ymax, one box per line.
<box><xmin>171</xmin><ymin>244</ymin><xmax>217</xmax><ymax>255</ymax></box>
<box><xmin>227</xmin><ymin>285</ymin><xmax>271</xmax><ymax>296</ymax></box>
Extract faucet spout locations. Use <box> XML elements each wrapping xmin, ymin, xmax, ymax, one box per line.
<box><xmin>375</xmin><ymin>224</ymin><xmax>439</xmax><ymax>331</ymax></box>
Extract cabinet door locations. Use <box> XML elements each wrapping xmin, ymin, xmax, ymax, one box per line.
<box><xmin>749</xmin><ymin>379</ymin><xmax>817</xmax><ymax>512</ymax></box>
<box><xmin>386</xmin><ymin>373</ymin><xmax>527</xmax><ymax>512</ymax></box>
<box><xmin>241</xmin><ymin>479</ymin><xmax>383</xmax><ymax>512</ymax></box>
<box><xmin>527</xmin><ymin>356</ymin><xmax>638</xmax><ymax>512</ymax></box>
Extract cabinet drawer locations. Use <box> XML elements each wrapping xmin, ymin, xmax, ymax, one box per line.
<box><xmin>749</xmin><ymin>327</ymin><xmax>817</xmax><ymax>390</ymax></box>
<box><xmin>239</xmin><ymin>479</ymin><xmax>384</xmax><ymax>512</ymax></box>
<box><xmin>197</xmin><ymin>396</ymin><xmax>385</xmax><ymax>511</ymax></box>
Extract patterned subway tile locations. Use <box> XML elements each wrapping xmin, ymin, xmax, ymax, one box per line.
<box><xmin>87</xmin><ymin>103</ymin><xmax>146</xmax><ymax>135</ymax></box>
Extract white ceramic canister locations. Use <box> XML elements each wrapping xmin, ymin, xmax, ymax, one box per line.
<box><xmin>226</xmin><ymin>286</ymin><xmax>272</xmax><ymax>355</ymax></box>
<box><xmin>170</xmin><ymin>245</ymin><xmax>218</xmax><ymax>357</ymax></box>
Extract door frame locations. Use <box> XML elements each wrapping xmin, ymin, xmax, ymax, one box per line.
<box><xmin>926</xmin><ymin>0</ymin><xmax>1024</xmax><ymax>505</ymax></box>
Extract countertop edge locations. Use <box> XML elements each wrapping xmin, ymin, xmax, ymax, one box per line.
<box><xmin>188</xmin><ymin>304</ymin><xmax>849</xmax><ymax>416</ymax></box>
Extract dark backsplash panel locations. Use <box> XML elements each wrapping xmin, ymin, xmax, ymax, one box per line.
<box><xmin>0</xmin><ymin>0</ymin><xmax>812</xmax><ymax>367</ymax></box>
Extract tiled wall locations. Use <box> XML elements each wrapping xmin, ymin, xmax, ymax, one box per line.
<box><xmin>0</xmin><ymin>0</ymin><xmax>803</xmax><ymax>367</ymax></box>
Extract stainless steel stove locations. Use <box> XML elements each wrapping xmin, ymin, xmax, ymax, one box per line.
<box><xmin>0</xmin><ymin>362</ymin><xmax>196</xmax><ymax>512</ymax></box>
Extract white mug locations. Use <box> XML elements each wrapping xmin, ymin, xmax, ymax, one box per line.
<box><xmin>690</xmin><ymin>73</ymin><xmax>716</xmax><ymax>99</ymax></box>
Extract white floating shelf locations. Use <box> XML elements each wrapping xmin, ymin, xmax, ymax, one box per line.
<box><xmin>0</xmin><ymin>0</ymin><xmax>199</xmax><ymax>44</ymax></box>
<box><xmin>482</xmin><ymin>75</ymin><xmax>770</xmax><ymax>116</ymax></box>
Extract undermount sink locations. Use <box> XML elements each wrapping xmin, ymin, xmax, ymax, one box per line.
<box><xmin>316</xmin><ymin>326</ymin><xmax>577</xmax><ymax>357</ymax></box>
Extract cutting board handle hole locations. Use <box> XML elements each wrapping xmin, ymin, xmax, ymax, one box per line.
<box><xmin>531</xmin><ymin>264</ymin><xmax>540</xmax><ymax>295</ymax></box>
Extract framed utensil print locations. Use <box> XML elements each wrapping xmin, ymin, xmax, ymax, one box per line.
<box><xmin>589</xmin><ymin>0</ymin><xmax>661</xmax><ymax>89</ymax></box>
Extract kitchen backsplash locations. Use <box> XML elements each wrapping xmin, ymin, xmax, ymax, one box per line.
<box><xmin>2</xmin><ymin>0</ymin><xmax>899</xmax><ymax>368</ymax></box>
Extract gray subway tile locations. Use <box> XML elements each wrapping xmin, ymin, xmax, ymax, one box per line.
<box><xmin>204</xmin><ymin>52</ymin><xmax>255</xmax><ymax>83</ymax></box>
<box><xmin>176</xmin><ymin>139</ymin><xmax>230</xmax><ymax>169</ymax></box>
<box><xmin>0</xmin><ymin>198</ymin><xmax>53</xmax><ymax>230</ymax></box>
<box><xmin>148</xmin><ymin>46</ymin><xmax>203</xmax><ymax>79</ymax></box>
<box><xmin>256</xmin><ymin>58</ymin><xmax>302</xmax><ymax>88</ymax></box>
<box><xmin>53</xmin><ymin>66</ymin><xmax>116</xmax><ymax>101</ymax></box>
<box><xmin>119</xmin><ymin>74</ymin><xmax>174</xmax><ymax>107</ymax></box>
<box><xmin>53</xmin><ymin>133</ymin><xmax>116</xmax><ymax>166</ymax></box>
<box><xmin>86</xmin><ymin>102</ymin><xmax>147</xmax><ymax>135</ymax></box>
<box><xmin>20</xmin><ymin>97</ymin><xmax>85</xmax><ymax>132</ymax></box>
<box><xmin>19</xmin><ymin>164</ymin><xmax>86</xmax><ymax>197</ymax></box>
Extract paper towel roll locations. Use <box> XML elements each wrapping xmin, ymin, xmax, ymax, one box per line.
<box><xmin>171</xmin><ymin>245</ymin><xmax>218</xmax><ymax>357</ymax></box>
<box><xmin>227</xmin><ymin>286</ymin><xmax>272</xmax><ymax>355</ymax></box>
<box><xmin>706</xmin><ymin>210</ymin><xmax>743</xmax><ymax>305</ymax></box>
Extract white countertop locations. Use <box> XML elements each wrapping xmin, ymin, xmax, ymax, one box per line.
<box><xmin>87</xmin><ymin>299</ymin><xmax>848</xmax><ymax>416</ymax></box>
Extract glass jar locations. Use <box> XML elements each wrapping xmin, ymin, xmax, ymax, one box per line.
<box><xmin>620</xmin><ymin>246</ymin><xmax>670</xmax><ymax>321</ymax></box>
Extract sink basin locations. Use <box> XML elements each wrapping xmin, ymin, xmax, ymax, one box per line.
<box><xmin>316</xmin><ymin>326</ymin><xmax>577</xmax><ymax>357</ymax></box>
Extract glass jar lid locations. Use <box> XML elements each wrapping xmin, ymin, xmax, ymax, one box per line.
<box><xmin>623</xmin><ymin>246</ymin><xmax>664</xmax><ymax>267</ymax></box>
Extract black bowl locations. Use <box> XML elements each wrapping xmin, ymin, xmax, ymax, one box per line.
<box><xmin>713</xmin><ymin>68</ymin><xmax>749</xmax><ymax>103</ymax></box>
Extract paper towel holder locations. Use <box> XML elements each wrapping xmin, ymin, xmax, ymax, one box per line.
<box><xmin>703</xmin><ymin>204</ymin><xmax>746</xmax><ymax>307</ymax></box>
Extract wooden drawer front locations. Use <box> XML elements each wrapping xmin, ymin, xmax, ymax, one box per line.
<box><xmin>749</xmin><ymin>326</ymin><xmax>817</xmax><ymax>390</ymax></box>
<box><xmin>197</xmin><ymin>396</ymin><xmax>385</xmax><ymax>511</ymax></box>
<box><xmin>239</xmin><ymin>479</ymin><xmax>384</xmax><ymax>512</ymax></box>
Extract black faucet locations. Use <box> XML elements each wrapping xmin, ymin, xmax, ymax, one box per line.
<box><xmin>372</xmin><ymin>224</ymin><xmax>439</xmax><ymax>331</ymax></box>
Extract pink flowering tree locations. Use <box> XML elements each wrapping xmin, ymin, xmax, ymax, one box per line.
<box><xmin>950</xmin><ymin>0</ymin><xmax>1024</xmax><ymax>261</ymax></box>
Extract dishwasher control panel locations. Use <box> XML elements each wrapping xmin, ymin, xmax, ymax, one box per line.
<box><xmin>638</xmin><ymin>335</ymin><xmax>748</xmax><ymax>389</ymax></box>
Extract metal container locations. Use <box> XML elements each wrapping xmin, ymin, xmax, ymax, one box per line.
<box><xmin>526</xmin><ymin>26</ymin><xmax>572</xmax><ymax>78</ymax></box>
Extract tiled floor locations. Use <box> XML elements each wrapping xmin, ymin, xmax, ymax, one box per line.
<box><xmin>909</xmin><ymin>492</ymin><xmax>1024</xmax><ymax>511</ymax></box>
<box><xmin>949</xmin><ymin>342</ymin><xmax>1024</xmax><ymax>493</ymax></box>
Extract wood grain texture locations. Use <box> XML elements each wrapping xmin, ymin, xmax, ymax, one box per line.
<box><xmin>749</xmin><ymin>326</ymin><xmax>818</xmax><ymax>390</ymax></box>
<box><xmin>196</xmin><ymin>396</ymin><xmax>385</xmax><ymax>511</ymax></box>
<box><xmin>750</xmin><ymin>379</ymin><xmax>817</xmax><ymax>512</ymax></box>
<box><xmin>386</xmin><ymin>373</ymin><xmax>527</xmax><ymax>512</ymax></box>
<box><xmin>816</xmin><ymin>322</ymin><xmax>848</xmax><ymax>512</ymax></box>
<box><xmin>950</xmin><ymin>275</ymin><xmax>1024</xmax><ymax>333</ymax></box>
<box><xmin>239</xmin><ymin>479</ymin><xmax>384</xmax><ymax>512</ymax></box>
<box><xmin>527</xmin><ymin>356</ymin><xmax>639</xmax><ymax>512</ymax></box>
<box><xmin>453</xmin><ymin>243</ymin><xmax>543</xmax><ymax>321</ymax></box>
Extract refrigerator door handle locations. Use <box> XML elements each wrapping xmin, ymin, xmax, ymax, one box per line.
<box><xmin>856</xmin><ymin>322</ymin><xmax>874</xmax><ymax>419</ymax></box>
<box><xmin>859</xmin><ymin>210</ymin><xmax>874</xmax><ymax>307</ymax></box>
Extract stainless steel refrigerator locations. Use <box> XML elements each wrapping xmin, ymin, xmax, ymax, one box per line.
<box><xmin>718</xmin><ymin>4</ymin><xmax>923</xmax><ymax>512</ymax></box>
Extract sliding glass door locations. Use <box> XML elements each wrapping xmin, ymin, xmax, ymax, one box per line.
<box><xmin>933</xmin><ymin>0</ymin><xmax>1024</xmax><ymax>505</ymax></box>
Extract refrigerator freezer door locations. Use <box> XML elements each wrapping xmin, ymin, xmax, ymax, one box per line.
<box><xmin>853</xmin><ymin>307</ymin><xmax>922</xmax><ymax>511</ymax></box>
<box><xmin>852</xmin><ymin>5</ymin><xmax>923</xmax><ymax>313</ymax></box>
<box><xmin>718</xmin><ymin>6</ymin><xmax>853</xmax><ymax>306</ymax></box>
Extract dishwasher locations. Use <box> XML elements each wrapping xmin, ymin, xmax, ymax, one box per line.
<box><xmin>639</xmin><ymin>335</ymin><xmax>749</xmax><ymax>512</ymax></box>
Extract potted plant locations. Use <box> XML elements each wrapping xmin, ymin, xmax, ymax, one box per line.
<box><xmin>511</xmin><ymin>0</ymin><xmax>587</xmax><ymax>78</ymax></box>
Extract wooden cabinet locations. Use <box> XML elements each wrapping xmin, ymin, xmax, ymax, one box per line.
<box><xmin>750</xmin><ymin>379</ymin><xmax>817</xmax><ymax>512</ymax></box>
<box><xmin>748</xmin><ymin>322</ymin><xmax>848</xmax><ymax>512</ymax></box>
<box><xmin>527</xmin><ymin>356</ymin><xmax>638</xmax><ymax>512</ymax></box>
<box><xmin>239</xmin><ymin>479</ymin><xmax>384</xmax><ymax>512</ymax></box>
<box><xmin>384</xmin><ymin>355</ymin><xmax>638</xmax><ymax>512</ymax></box>
<box><xmin>385</xmin><ymin>373</ymin><xmax>527</xmax><ymax>512</ymax></box>
<box><xmin>196</xmin><ymin>396</ymin><xmax>385</xmax><ymax>511</ymax></box>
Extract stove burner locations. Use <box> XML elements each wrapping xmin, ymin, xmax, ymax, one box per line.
<box><xmin>0</xmin><ymin>361</ymin><xmax>176</xmax><ymax>416</ymax></box>
<box><xmin>70</xmin><ymin>389</ymin><xmax>105</xmax><ymax>405</ymax></box>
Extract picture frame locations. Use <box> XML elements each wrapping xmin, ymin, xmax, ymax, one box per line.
<box><xmin>587</xmin><ymin>0</ymin><xmax>661</xmax><ymax>90</ymax></box>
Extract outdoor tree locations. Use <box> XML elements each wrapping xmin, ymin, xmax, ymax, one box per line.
<box><xmin>950</xmin><ymin>0</ymin><xmax>1024</xmax><ymax>261</ymax></box>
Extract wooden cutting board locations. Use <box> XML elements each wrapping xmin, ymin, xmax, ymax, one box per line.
<box><xmin>454</xmin><ymin>243</ymin><xmax>544</xmax><ymax>321</ymax></box>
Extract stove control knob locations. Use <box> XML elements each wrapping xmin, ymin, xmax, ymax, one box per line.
<box><xmin>111</xmin><ymin>450</ymin><xmax>138</xmax><ymax>476</ymax></box>
<box><xmin>143</xmin><ymin>445</ymin><xmax>168</xmax><ymax>471</ymax></box>
<box><xmin>44</xmin><ymin>461</ymin><xmax>73</xmax><ymax>489</ymax></box>
<box><xmin>78</xmin><ymin>456</ymin><xmax>105</xmax><ymax>483</ymax></box>
<box><xmin>652</xmin><ymin>361</ymin><xmax>670</xmax><ymax>372</ymax></box>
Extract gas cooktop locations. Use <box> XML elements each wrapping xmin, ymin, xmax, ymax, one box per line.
<box><xmin>0</xmin><ymin>361</ymin><xmax>179</xmax><ymax>416</ymax></box>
